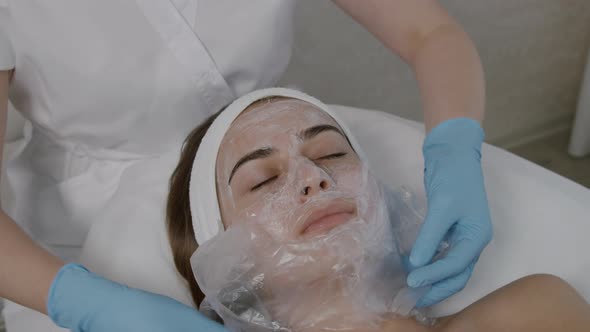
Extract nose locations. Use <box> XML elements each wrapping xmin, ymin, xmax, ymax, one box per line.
<box><xmin>299</xmin><ymin>165</ymin><xmax>332</xmax><ymax>203</ymax></box>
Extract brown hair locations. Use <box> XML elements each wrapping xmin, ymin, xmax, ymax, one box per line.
<box><xmin>166</xmin><ymin>109</ymin><xmax>222</xmax><ymax>307</ymax></box>
<box><xmin>166</xmin><ymin>97</ymin><xmax>286</xmax><ymax>307</ymax></box>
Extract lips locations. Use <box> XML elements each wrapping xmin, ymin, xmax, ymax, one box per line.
<box><xmin>300</xmin><ymin>200</ymin><xmax>356</xmax><ymax>237</ymax></box>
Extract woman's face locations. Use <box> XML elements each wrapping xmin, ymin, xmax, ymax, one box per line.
<box><xmin>215</xmin><ymin>98</ymin><xmax>365</xmax><ymax>242</ymax></box>
<box><xmin>197</xmin><ymin>99</ymin><xmax>400</xmax><ymax>330</ymax></box>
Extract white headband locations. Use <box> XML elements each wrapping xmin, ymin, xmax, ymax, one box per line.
<box><xmin>189</xmin><ymin>88</ymin><xmax>366</xmax><ymax>245</ymax></box>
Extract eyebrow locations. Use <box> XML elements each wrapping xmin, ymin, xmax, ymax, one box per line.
<box><xmin>300</xmin><ymin>124</ymin><xmax>345</xmax><ymax>141</ymax></box>
<box><xmin>227</xmin><ymin>124</ymin><xmax>347</xmax><ymax>185</ymax></box>
<box><xmin>301</xmin><ymin>124</ymin><xmax>354</xmax><ymax>152</ymax></box>
<box><xmin>228</xmin><ymin>147</ymin><xmax>275</xmax><ymax>184</ymax></box>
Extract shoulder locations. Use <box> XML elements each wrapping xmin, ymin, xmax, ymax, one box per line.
<box><xmin>438</xmin><ymin>274</ymin><xmax>590</xmax><ymax>332</ymax></box>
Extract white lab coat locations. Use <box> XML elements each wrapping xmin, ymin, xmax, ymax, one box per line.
<box><xmin>0</xmin><ymin>0</ymin><xmax>296</xmax><ymax>314</ymax></box>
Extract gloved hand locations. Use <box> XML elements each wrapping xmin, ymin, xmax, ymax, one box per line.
<box><xmin>48</xmin><ymin>263</ymin><xmax>227</xmax><ymax>332</ymax></box>
<box><xmin>407</xmin><ymin>118</ymin><xmax>493</xmax><ymax>307</ymax></box>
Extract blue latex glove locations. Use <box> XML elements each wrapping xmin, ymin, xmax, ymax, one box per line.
<box><xmin>48</xmin><ymin>263</ymin><xmax>226</xmax><ymax>332</ymax></box>
<box><xmin>407</xmin><ymin>118</ymin><xmax>493</xmax><ymax>307</ymax></box>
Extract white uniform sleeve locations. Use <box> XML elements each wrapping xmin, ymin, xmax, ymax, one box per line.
<box><xmin>0</xmin><ymin>3</ymin><xmax>15</xmax><ymax>70</ymax></box>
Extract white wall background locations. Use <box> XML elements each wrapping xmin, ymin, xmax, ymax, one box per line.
<box><xmin>280</xmin><ymin>1</ymin><xmax>590</xmax><ymax>147</ymax></box>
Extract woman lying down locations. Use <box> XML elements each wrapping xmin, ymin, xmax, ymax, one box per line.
<box><xmin>166</xmin><ymin>88</ymin><xmax>590</xmax><ymax>332</ymax></box>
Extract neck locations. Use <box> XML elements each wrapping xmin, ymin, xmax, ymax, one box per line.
<box><xmin>272</xmin><ymin>281</ymin><xmax>432</xmax><ymax>332</ymax></box>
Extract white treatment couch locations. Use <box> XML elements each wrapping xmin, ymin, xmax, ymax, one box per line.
<box><xmin>2</xmin><ymin>104</ymin><xmax>590</xmax><ymax>331</ymax></box>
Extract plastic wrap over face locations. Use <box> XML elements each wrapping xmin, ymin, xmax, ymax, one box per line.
<box><xmin>191</xmin><ymin>99</ymin><xmax>431</xmax><ymax>331</ymax></box>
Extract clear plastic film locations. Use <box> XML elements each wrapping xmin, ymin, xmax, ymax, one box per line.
<box><xmin>190</xmin><ymin>99</ymin><xmax>440</xmax><ymax>331</ymax></box>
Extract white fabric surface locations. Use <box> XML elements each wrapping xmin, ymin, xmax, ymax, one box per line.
<box><xmin>0</xmin><ymin>1</ymin><xmax>13</xmax><ymax>70</ymax></box>
<box><xmin>0</xmin><ymin>31</ymin><xmax>14</xmax><ymax>70</ymax></box>
<box><xmin>0</xmin><ymin>0</ymin><xmax>294</xmax><ymax>153</ymax></box>
<box><xmin>5</xmin><ymin>105</ymin><xmax>590</xmax><ymax>331</ymax></box>
<box><xmin>0</xmin><ymin>1</ymin><xmax>296</xmax><ymax>330</ymax></box>
<box><xmin>569</xmin><ymin>45</ymin><xmax>590</xmax><ymax>157</ymax></box>
<box><xmin>0</xmin><ymin>0</ymin><xmax>295</xmax><ymax>261</ymax></box>
<box><xmin>189</xmin><ymin>88</ymin><xmax>366</xmax><ymax>245</ymax></box>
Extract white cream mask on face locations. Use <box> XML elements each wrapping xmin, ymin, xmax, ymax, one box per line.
<box><xmin>215</xmin><ymin>98</ymin><xmax>365</xmax><ymax>243</ymax></box>
<box><xmin>189</xmin><ymin>88</ymin><xmax>366</xmax><ymax>245</ymax></box>
<box><xmin>188</xmin><ymin>88</ymin><xmax>435</xmax><ymax>331</ymax></box>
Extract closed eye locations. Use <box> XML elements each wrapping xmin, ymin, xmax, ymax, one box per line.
<box><xmin>249</xmin><ymin>153</ymin><xmax>346</xmax><ymax>191</ymax></box>
<box><xmin>316</xmin><ymin>152</ymin><xmax>347</xmax><ymax>160</ymax></box>
<box><xmin>250</xmin><ymin>175</ymin><xmax>279</xmax><ymax>191</ymax></box>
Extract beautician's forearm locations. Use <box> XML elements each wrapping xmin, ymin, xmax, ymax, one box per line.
<box><xmin>332</xmin><ymin>0</ymin><xmax>485</xmax><ymax>132</ymax></box>
<box><xmin>0</xmin><ymin>212</ymin><xmax>64</xmax><ymax>313</ymax></box>
<box><xmin>412</xmin><ymin>23</ymin><xmax>485</xmax><ymax>132</ymax></box>
<box><xmin>0</xmin><ymin>70</ymin><xmax>64</xmax><ymax>314</ymax></box>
